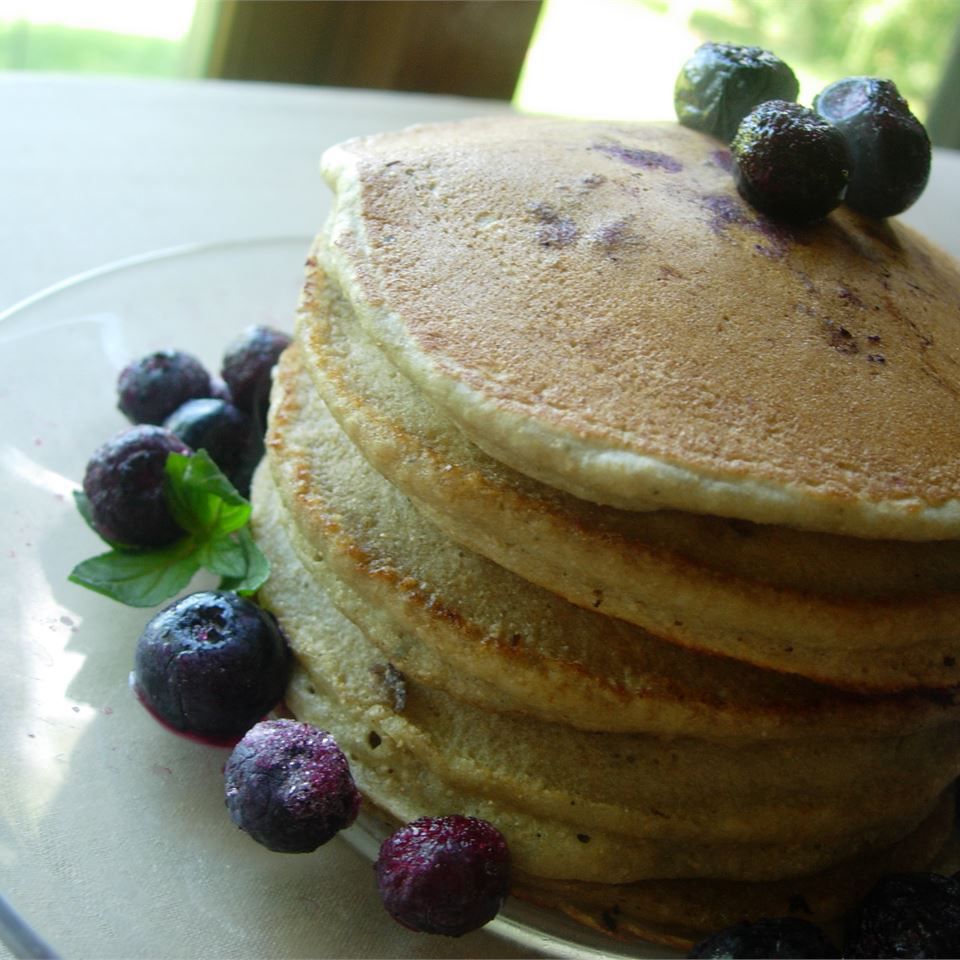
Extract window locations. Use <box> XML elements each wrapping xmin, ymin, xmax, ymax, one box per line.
<box><xmin>515</xmin><ymin>0</ymin><xmax>960</xmax><ymax>139</ymax></box>
<box><xmin>0</xmin><ymin>0</ymin><xmax>201</xmax><ymax>77</ymax></box>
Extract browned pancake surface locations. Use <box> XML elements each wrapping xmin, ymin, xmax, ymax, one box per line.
<box><xmin>323</xmin><ymin>117</ymin><xmax>960</xmax><ymax>537</ymax></box>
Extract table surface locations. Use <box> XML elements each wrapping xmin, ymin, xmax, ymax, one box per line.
<box><xmin>1</xmin><ymin>73</ymin><xmax>958</xmax><ymax>960</ymax></box>
<box><xmin>0</xmin><ymin>73</ymin><xmax>531</xmax><ymax>960</ymax></box>
<box><xmin>3</xmin><ymin>74</ymin><xmax>958</xmax><ymax>315</ymax></box>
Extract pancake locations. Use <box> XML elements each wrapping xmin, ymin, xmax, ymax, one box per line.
<box><xmin>511</xmin><ymin>812</ymin><xmax>959</xmax><ymax>950</ymax></box>
<box><xmin>264</xmin><ymin>343</ymin><xmax>960</xmax><ymax>737</ymax></box>
<box><xmin>296</xmin><ymin>249</ymin><xmax>960</xmax><ymax>691</ymax></box>
<box><xmin>253</xmin><ymin>470</ymin><xmax>956</xmax><ymax>878</ymax></box>
<box><xmin>251</xmin><ymin>115</ymin><xmax>960</xmax><ymax>950</ymax></box>
<box><xmin>301</xmin><ymin>248</ymin><xmax>960</xmax><ymax>601</ymax></box>
<box><xmin>320</xmin><ymin>117</ymin><xmax>960</xmax><ymax>539</ymax></box>
<box><xmin>251</xmin><ymin>474</ymin><xmax>953</xmax><ymax>948</ymax></box>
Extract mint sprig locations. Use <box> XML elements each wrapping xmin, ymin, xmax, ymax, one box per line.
<box><xmin>69</xmin><ymin>449</ymin><xmax>269</xmax><ymax>607</ymax></box>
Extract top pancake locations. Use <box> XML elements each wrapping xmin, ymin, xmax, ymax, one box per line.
<box><xmin>321</xmin><ymin>117</ymin><xmax>960</xmax><ymax>539</ymax></box>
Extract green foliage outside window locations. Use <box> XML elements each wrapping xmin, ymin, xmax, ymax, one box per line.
<box><xmin>0</xmin><ymin>20</ymin><xmax>181</xmax><ymax>76</ymax></box>
<box><xmin>688</xmin><ymin>0</ymin><xmax>960</xmax><ymax>120</ymax></box>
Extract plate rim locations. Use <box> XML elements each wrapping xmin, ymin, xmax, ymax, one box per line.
<box><xmin>1</xmin><ymin>236</ymin><xmax>670</xmax><ymax>960</ymax></box>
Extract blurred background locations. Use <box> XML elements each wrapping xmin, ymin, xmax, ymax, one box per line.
<box><xmin>1</xmin><ymin>0</ymin><xmax>958</xmax><ymax>146</ymax></box>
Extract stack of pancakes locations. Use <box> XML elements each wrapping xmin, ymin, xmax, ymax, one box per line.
<box><xmin>250</xmin><ymin>117</ymin><xmax>960</xmax><ymax>948</ymax></box>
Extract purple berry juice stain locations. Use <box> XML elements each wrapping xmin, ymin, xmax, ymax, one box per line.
<box><xmin>709</xmin><ymin>148</ymin><xmax>735</xmax><ymax>173</ymax></box>
<box><xmin>527</xmin><ymin>202</ymin><xmax>579</xmax><ymax>248</ymax></box>
<box><xmin>702</xmin><ymin>193</ymin><xmax>750</xmax><ymax>233</ymax></box>
<box><xmin>754</xmin><ymin>217</ymin><xmax>807</xmax><ymax>259</ymax></box>
<box><xmin>130</xmin><ymin>674</ymin><xmax>244</xmax><ymax>749</ymax></box>
<box><xmin>591</xmin><ymin>219</ymin><xmax>635</xmax><ymax>249</ymax></box>
<box><xmin>700</xmin><ymin>192</ymin><xmax>805</xmax><ymax>261</ymax></box>
<box><xmin>838</xmin><ymin>285</ymin><xmax>866</xmax><ymax>308</ymax></box>
<box><xmin>591</xmin><ymin>141</ymin><xmax>683</xmax><ymax>172</ymax></box>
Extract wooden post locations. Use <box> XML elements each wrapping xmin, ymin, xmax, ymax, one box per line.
<box><xmin>204</xmin><ymin>0</ymin><xmax>543</xmax><ymax>101</ymax></box>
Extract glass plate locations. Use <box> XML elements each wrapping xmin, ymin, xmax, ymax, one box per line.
<box><xmin>0</xmin><ymin>238</ymin><xmax>670</xmax><ymax>960</ymax></box>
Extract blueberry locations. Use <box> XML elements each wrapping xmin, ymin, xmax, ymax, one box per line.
<box><xmin>731</xmin><ymin>100</ymin><xmax>849</xmax><ymax>223</ymax></box>
<box><xmin>675</xmin><ymin>42</ymin><xmax>799</xmax><ymax>143</ymax></box>
<box><xmin>133</xmin><ymin>591</ymin><xmax>290</xmax><ymax>741</ymax></box>
<box><xmin>82</xmin><ymin>425</ymin><xmax>191</xmax><ymax>547</ymax></box>
<box><xmin>687</xmin><ymin>916</ymin><xmax>838</xmax><ymax>958</ymax></box>
<box><xmin>117</xmin><ymin>350</ymin><xmax>214</xmax><ymax>425</ymax></box>
<box><xmin>220</xmin><ymin>326</ymin><xmax>291</xmax><ymax>430</ymax></box>
<box><xmin>163</xmin><ymin>398</ymin><xmax>258</xmax><ymax>496</ymax></box>
<box><xmin>845</xmin><ymin>872</ymin><xmax>960</xmax><ymax>958</ymax></box>
<box><xmin>224</xmin><ymin>719</ymin><xmax>360</xmax><ymax>852</ymax></box>
<box><xmin>374</xmin><ymin>815</ymin><xmax>511</xmax><ymax>937</ymax></box>
<box><xmin>814</xmin><ymin>76</ymin><xmax>931</xmax><ymax>218</ymax></box>
<box><xmin>209</xmin><ymin>378</ymin><xmax>233</xmax><ymax>404</ymax></box>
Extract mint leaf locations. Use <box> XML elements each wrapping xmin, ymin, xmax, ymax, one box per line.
<box><xmin>215</xmin><ymin>528</ymin><xmax>270</xmax><ymax>595</ymax></box>
<box><xmin>69</xmin><ymin>539</ymin><xmax>201</xmax><ymax>607</ymax></box>
<box><xmin>197</xmin><ymin>529</ymin><xmax>249</xmax><ymax>579</ymax></box>
<box><xmin>70</xmin><ymin>447</ymin><xmax>270</xmax><ymax>608</ymax></box>
<box><xmin>165</xmin><ymin>450</ymin><xmax>250</xmax><ymax>538</ymax></box>
<box><xmin>74</xmin><ymin>489</ymin><xmax>95</xmax><ymax>529</ymax></box>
